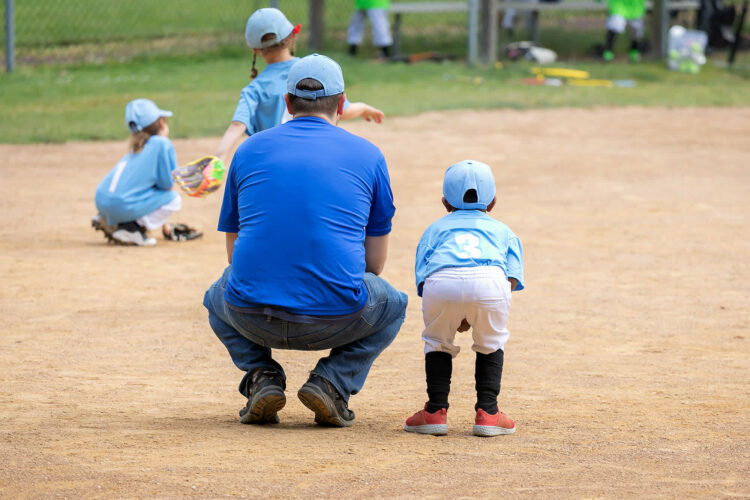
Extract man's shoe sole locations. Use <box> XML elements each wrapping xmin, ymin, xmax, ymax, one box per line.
<box><xmin>404</xmin><ymin>423</ymin><xmax>448</xmax><ymax>436</ymax></box>
<box><xmin>297</xmin><ymin>384</ymin><xmax>354</xmax><ymax>427</ymax></box>
<box><xmin>240</xmin><ymin>387</ymin><xmax>286</xmax><ymax>425</ymax></box>
<box><xmin>472</xmin><ymin>424</ymin><xmax>516</xmax><ymax>437</ymax></box>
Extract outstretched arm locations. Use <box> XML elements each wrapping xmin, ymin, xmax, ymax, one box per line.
<box><xmin>341</xmin><ymin>102</ymin><xmax>385</xmax><ymax>123</ymax></box>
<box><xmin>215</xmin><ymin>122</ymin><xmax>247</xmax><ymax>165</ymax></box>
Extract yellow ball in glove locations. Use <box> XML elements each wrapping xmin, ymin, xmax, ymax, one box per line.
<box><xmin>172</xmin><ymin>156</ymin><xmax>226</xmax><ymax>198</ymax></box>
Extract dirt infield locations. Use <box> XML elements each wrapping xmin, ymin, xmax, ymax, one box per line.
<box><xmin>1</xmin><ymin>108</ymin><xmax>749</xmax><ymax>498</ymax></box>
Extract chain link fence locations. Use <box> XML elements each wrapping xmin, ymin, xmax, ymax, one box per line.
<box><xmin>1</xmin><ymin>0</ymin><xmax>473</xmax><ymax>70</ymax></box>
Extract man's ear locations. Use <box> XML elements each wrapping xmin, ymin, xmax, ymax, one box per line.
<box><xmin>284</xmin><ymin>94</ymin><xmax>293</xmax><ymax>115</ymax></box>
<box><xmin>486</xmin><ymin>197</ymin><xmax>497</xmax><ymax>212</ymax></box>
<box><xmin>337</xmin><ymin>94</ymin><xmax>346</xmax><ymax>116</ymax></box>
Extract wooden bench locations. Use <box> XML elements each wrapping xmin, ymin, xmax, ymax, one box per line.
<box><xmin>390</xmin><ymin>0</ymin><xmax>701</xmax><ymax>60</ymax></box>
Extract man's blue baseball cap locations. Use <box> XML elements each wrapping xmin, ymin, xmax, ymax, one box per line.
<box><xmin>245</xmin><ymin>8</ymin><xmax>301</xmax><ymax>49</ymax></box>
<box><xmin>287</xmin><ymin>54</ymin><xmax>345</xmax><ymax>100</ymax></box>
<box><xmin>124</xmin><ymin>99</ymin><xmax>172</xmax><ymax>133</ymax></box>
<box><xmin>443</xmin><ymin>160</ymin><xmax>497</xmax><ymax>210</ymax></box>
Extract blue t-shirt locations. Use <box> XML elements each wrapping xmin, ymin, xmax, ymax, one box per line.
<box><xmin>94</xmin><ymin>135</ymin><xmax>178</xmax><ymax>226</ymax></box>
<box><xmin>218</xmin><ymin>116</ymin><xmax>395</xmax><ymax>316</ymax></box>
<box><xmin>415</xmin><ymin>210</ymin><xmax>524</xmax><ymax>296</ymax></box>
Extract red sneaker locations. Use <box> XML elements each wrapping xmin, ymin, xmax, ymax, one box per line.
<box><xmin>473</xmin><ymin>409</ymin><xmax>515</xmax><ymax>437</ymax></box>
<box><xmin>404</xmin><ymin>404</ymin><xmax>448</xmax><ymax>435</ymax></box>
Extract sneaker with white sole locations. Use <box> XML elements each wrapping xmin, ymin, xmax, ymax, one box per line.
<box><xmin>473</xmin><ymin>408</ymin><xmax>515</xmax><ymax>437</ymax></box>
<box><xmin>404</xmin><ymin>404</ymin><xmax>448</xmax><ymax>435</ymax></box>
<box><xmin>111</xmin><ymin>222</ymin><xmax>156</xmax><ymax>246</ymax></box>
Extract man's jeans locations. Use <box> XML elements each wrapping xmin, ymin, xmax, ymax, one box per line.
<box><xmin>203</xmin><ymin>266</ymin><xmax>408</xmax><ymax>402</ymax></box>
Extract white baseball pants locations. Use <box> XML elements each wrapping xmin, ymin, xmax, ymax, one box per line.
<box><xmin>347</xmin><ymin>8</ymin><xmax>393</xmax><ymax>47</ymax></box>
<box><xmin>606</xmin><ymin>15</ymin><xmax>644</xmax><ymax>39</ymax></box>
<box><xmin>137</xmin><ymin>194</ymin><xmax>182</xmax><ymax>230</ymax></box>
<box><xmin>421</xmin><ymin>266</ymin><xmax>512</xmax><ymax>358</ymax></box>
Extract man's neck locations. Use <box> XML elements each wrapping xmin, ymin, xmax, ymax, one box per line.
<box><xmin>292</xmin><ymin>113</ymin><xmax>339</xmax><ymax>125</ymax></box>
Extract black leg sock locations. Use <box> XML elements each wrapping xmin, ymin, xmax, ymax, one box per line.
<box><xmin>425</xmin><ymin>351</ymin><xmax>452</xmax><ymax>413</ymax></box>
<box><xmin>630</xmin><ymin>39</ymin><xmax>640</xmax><ymax>51</ymax></box>
<box><xmin>475</xmin><ymin>349</ymin><xmax>504</xmax><ymax>414</ymax></box>
<box><xmin>605</xmin><ymin>29</ymin><xmax>617</xmax><ymax>52</ymax></box>
<box><xmin>349</xmin><ymin>44</ymin><xmax>358</xmax><ymax>56</ymax></box>
<box><xmin>380</xmin><ymin>45</ymin><xmax>392</xmax><ymax>58</ymax></box>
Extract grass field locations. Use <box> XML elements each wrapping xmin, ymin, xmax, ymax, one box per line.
<box><xmin>2</xmin><ymin>50</ymin><xmax>749</xmax><ymax>144</ymax></box>
<box><xmin>2</xmin><ymin>1</ymin><xmax>749</xmax><ymax>144</ymax></box>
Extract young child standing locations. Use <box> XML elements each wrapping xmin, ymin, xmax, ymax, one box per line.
<box><xmin>92</xmin><ymin>98</ymin><xmax>200</xmax><ymax>246</ymax></box>
<box><xmin>405</xmin><ymin>160</ymin><xmax>524</xmax><ymax>437</ymax></box>
<box><xmin>599</xmin><ymin>0</ymin><xmax>646</xmax><ymax>62</ymax></box>
<box><xmin>215</xmin><ymin>7</ymin><xmax>385</xmax><ymax>164</ymax></box>
<box><xmin>347</xmin><ymin>0</ymin><xmax>394</xmax><ymax>58</ymax></box>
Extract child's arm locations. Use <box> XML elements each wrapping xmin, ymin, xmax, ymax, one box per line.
<box><xmin>509</xmin><ymin>277</ymin><xmax>519</xmax><ymax>291</ymax></box>
<box><xmin>215</xmin><ymin>121</ymin><xmax>248</xmax><ymax>165</ymax></box>
<box><xmin>341</xmin><ymin>102</ymin><xmax>385</xmax><ymax>123</ymax></box>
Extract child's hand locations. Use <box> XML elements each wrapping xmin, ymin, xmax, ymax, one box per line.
<box><xmin>362</xmin><ymin>105</ymin><xmax>385</xmax><ymax>124</ymax></box>
<box><xmin>457</xmin><ymin>319</ymin><xmax>471</xmax><ymax>332</ymax></box>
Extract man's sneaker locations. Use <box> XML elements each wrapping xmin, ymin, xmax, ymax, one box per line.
<box><xmin>91</xmin><ymin>214</ymin><xmax>115</xmax><ymax>242</ymax></box>
<box><xmin>297</xmin><ymin>374</ymin><xmax>355</xmax><ymax>427</ymax></box>
<box><xmin>404</xmin><ymin>404</ymin><xmax>448</xmax><ymax>435</ymax></box>
<box><xmin>602</xmin><ymin>49</ymin><xmax>615</xmax><ymax>62</ymax></box>
<box><xmin>473</xmin><ymin>409</ymin><xmax>516</xmax><ymax>437</ymax></box>
<box><xmin>239</xmin><ymin>369</ymin><xmax>286</xmax><ymax>425</ymax></box>
<box><xmin>163</xmin><ymin>223</ymin><xmax>202</xmax><ymax>241</ymax></box>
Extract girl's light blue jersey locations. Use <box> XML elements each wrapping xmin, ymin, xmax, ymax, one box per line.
<box><xmin>415</xmin><ymin>210</ymin><xmax>524</xmax><ymax>296</ymax></box>
<box><xmin>232</xmin><ymin>58</ymin><xmax>351</xmax><ymax>136</ymax></box>
<box><xmin>95</xmin><ymin>135</ymin><xmax>178</xmax><ymax>226</ymax></box>
<box><xmin>232</xmin><ymin>59</ymin><xmax>298</xmax><ymax>136</ymax></box>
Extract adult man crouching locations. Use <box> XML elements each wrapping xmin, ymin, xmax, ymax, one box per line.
<box><xmin>203</xmin><ymin>54</ymin><xmax>407</xmax><ymax>427</ymax></box>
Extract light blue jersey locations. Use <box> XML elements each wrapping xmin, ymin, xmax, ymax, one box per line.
<box><xmin>95</xmin><ymin>135</ymin><xmax>178</xmax><ymax>226</ymax></box>
<box><xmin>232</xmin><ymin>59</ymin><xmax>298</xmax><ymax>136</ymax></box>
<box><xmin>415</xmin><ymin>210</ymin><xmax>524</xmax><ymax>296</ymax></box>
<box><xmin>232</xmin><ymin>58</ymin><xmax>351</xmax><ymax>136</ymax></box>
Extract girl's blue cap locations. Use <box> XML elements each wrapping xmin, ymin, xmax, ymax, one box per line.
<box><xmin>287</xmin><ymin>54</ymin><xmax>345</xmax><ymax>100</ymax></box>
<box><xmin>124</xmin><ymin>99</ymin><xmax>172</xmax><ymax>133</ymax></box>
<box><xmin>443</xmin><ymin>160</ymin><xmax>496</xmax><ymax>210</ymax></box>
<box><xmin>245</xmin><ymin>8</ymin><xmax>299</xmax><ymax>49</ymax></box>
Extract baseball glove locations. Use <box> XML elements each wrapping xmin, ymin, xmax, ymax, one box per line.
<box><xmin>172</xmin><ymin>155</ymin><xmax>226</xmax><ymax>198</ymax></box>
<box><xmin>163</xmin><ymin>223</ymin><xmax>203</xmax><ymax>241</ymax></box>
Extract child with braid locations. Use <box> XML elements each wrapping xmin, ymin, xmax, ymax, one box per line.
<box><xmin>215</xmin><ymin>8</ymin><xmax>385</xmax><ymax>165</ymax></box>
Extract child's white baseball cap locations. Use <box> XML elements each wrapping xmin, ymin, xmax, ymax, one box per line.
<box><xmin>245</xmin><ymin>8</ymin><xmax>301</xmax><ymax>49</ymax></box>
<box><xmin>124</xmin><ymin>99</ymin><xmax>172</xmax><ymax>133</ymax></box>
<box><xmin>443</xmin><ymin>160</ymin><xmax>496</xmax><ymax>210</ymax></box>
<box><xmin>287</xmin><ymin>54</ymin><xmax>345</xmax><ymax>99</ymax></box>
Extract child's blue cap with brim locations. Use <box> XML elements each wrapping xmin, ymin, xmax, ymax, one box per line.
<box><xmin>287</xmin><ymin>54</ymin><xmax>345</xmax><ymax>100</ymax></box>
<box><xmin>245</xmin><ymin>8</ymin><xmax>300</xmax><ymax>49</ymax></box>
<box><xmin>124</xmin><ymin>99</ymin><xmax>172</xmax><ymax>133</ymax></box>
<box><xmin>443</xmin><ymin>160</ymin><xmax>496</xmax><ymax>210</ymax></box>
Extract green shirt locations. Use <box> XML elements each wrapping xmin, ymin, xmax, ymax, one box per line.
<box><xmin>355</xmin><ymin>0</ymin><xmax>390</xmax><ymax>9</ymax></box>
<box><xmin>608</xmin><ymin>0</ymin><xmax>645</xmax><ymax>19</ymax></box>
